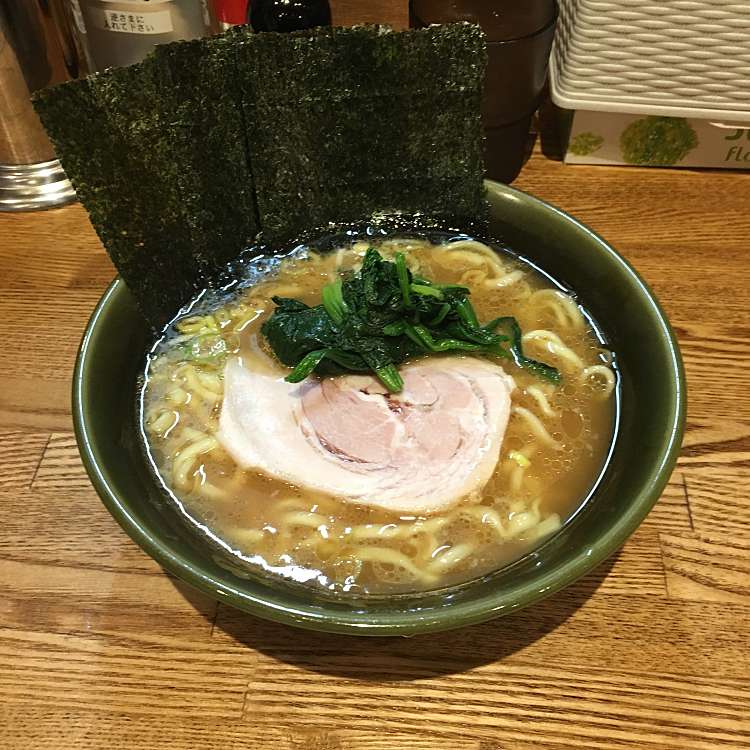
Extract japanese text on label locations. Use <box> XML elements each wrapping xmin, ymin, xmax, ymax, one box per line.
<box><xmin>93</xmin><ymin>8</ymin><xmax>174</xmax><ymax>34</ymax></box>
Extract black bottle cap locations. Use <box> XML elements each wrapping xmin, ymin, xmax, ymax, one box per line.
<box><xmin>249</xmin><ymin>0</ymin><xmax>332</xmax><ymax>33</ymax></box>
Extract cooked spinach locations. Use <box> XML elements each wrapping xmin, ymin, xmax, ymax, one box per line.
<box><xmin>261</xmin><ymin>248</ymin><xmax>560</xmax><ymax>392</ymax></box>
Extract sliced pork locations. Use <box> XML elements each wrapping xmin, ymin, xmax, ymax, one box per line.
<box><xmin>217</xmin><ymin>356</ymin><xmax>515</xmax><ymax>515</ymax></box>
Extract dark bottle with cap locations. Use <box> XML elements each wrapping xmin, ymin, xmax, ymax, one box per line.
<box><xmin>411</xmin><ymin>1</ymin><xmax>558</xmax><ymax>183</ymax></box>
<box><xmin>248</xmin><ymin>0</ymin><xmax>331</xmax><ymax>33</ymax></box>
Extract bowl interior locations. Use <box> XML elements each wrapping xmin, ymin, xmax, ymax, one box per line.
<box><xmin>74</xmin><ymin>181</ymin><xmax>685</xmax><ymax>635</ymax></box>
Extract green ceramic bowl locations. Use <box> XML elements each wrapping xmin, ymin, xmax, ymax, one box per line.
<box><xmin>74</xmin><ymin>181</ymin><xmax>685</xmax><ymax>635</ymax></box>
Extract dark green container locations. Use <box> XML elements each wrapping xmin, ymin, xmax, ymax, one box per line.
<box><xmin>73</xmin><ymin>181</ymin><xmax>685</xmax><ymax>635</ymax></box>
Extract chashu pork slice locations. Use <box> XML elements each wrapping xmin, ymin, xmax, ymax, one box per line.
<box><xmin>218</xmin><ymin>356</ymin><xmax>515</xmax><ymax>515</ymax></box>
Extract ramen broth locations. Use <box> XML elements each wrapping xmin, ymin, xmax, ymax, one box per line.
<box><xmin>141</xmin><ymin>238</ymin><xmax>617</xmax><ymax>595</ymax></box>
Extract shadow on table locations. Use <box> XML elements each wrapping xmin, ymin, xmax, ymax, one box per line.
<box><xmin>200</xmin><ymin>552</ymin><xmax>618</xmax><ymax>681</ymax></box>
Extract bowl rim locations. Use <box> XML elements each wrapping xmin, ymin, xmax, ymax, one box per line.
<box><xmin>73</xmin><ymin>181</ymin><xmax>686</xmax><ymax>635</ymax></box>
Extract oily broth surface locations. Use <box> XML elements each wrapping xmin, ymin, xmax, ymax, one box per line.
<box><xmin>142</xmin><ymin>238</ymin><xmax>616</xmax><ymax>595</ymax></box>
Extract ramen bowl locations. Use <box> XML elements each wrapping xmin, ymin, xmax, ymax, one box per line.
<box><xmin>74</xmin><ymin>181</ymin><xmax>685</xmax><ymax>635</ymax></box>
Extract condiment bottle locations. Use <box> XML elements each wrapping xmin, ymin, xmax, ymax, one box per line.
<box><xmin>0</xmin><ymin>0</ymin><xmax>76</xmax><ymax>210</ymax></box>
<box><xmin>70</xmin><ymin>0</ymin><xmax>218</xmax><ymax>71</ymax></box>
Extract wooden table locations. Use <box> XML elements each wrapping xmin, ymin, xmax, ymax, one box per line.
<box><xmin>1</xmin><ymin>150</ymin><xmax>749</xmax><ymax>749</ymax></box>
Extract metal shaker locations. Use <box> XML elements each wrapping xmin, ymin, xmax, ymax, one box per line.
<box><xmin>0</xmin><ymin>0</ymin><xmax>78</xmax><ymax>211</ymax></box>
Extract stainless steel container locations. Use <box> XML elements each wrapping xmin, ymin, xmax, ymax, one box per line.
<box><xmin>0</xmin><ymin>0</ymin><xmax>78</xmax><ymax>211</ymax></box>
<box><xmin>73</xmin><ymin>0</ymin><xmax>217</xmax><ymax>70</ymax></box>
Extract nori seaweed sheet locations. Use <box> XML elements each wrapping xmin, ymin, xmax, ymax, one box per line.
<box><xmin>238</xmin><ymin>24</ymin><xmax>487</xmax><ymax>238</ymax></box>
<box><xmin>34</xmin><ymin>69</ymin><xmax>201</xmax><ymax>325</ymax></box>
<box><xmin>33</xmin><ymin>23</ymin><xmax>487</xmax><ymax>328</ymax></box>
<box><xmin>90</xmin><ymin>59</ymin><xmax>203</xmax><ymax>324</ymax></box>
<box><xmin>152</xmin><ymin>36</ymin><xmax>261</xmax><ymax>272</ymax></box>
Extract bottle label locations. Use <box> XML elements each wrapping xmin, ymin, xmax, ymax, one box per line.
<box><xmin>89</xmin><ymin>7</ymin><xmax>174</xmax><ymax>34</ymax></box>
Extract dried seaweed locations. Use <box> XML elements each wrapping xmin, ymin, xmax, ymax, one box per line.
<box><xmin>34</xmin><ymin>23</ymin><xmax>487</xmax><ymax>328</ymax></box>
<box><xmin>238</xmin><ymin>24</ymin><xmax>487</xmax><ymax>239</ymax></box>
<box><xmin>34</xmin><ymin>70</ymin><xmax>200</xmax><ymax>325</ymax></box>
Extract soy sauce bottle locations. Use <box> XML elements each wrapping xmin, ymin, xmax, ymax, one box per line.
<box><xmin>248</xmin><ymin>0</ymin><xmax>331</xmax><ymax>32</ymax></box>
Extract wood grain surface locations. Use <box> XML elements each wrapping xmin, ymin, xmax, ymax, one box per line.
<box><xmin>331</xmin><ymin>0</ymin><xmax>409</xmax><ymax>28</ymax></box>
<box><xmin>2</xmin><ymin>135</ymin><xmax>750</xmax><ymax>749</ymax></box>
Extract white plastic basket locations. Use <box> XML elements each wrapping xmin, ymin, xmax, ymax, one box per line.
<box><xmin>550</xmin><ymin>0</ymin><xmax>750</xmax><ymax>124</ymax></box>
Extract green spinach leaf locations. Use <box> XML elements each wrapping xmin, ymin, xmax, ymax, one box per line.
<box><xmin>261</xmin><ymin>248</ymin><xmax>560</xmax><ymax>391</ymax></box>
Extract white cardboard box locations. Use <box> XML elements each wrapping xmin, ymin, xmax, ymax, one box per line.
<box><xmin>562</xmin><ymin>110</ymin><xmax>750</xmax><ymax>170</ymax></box>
